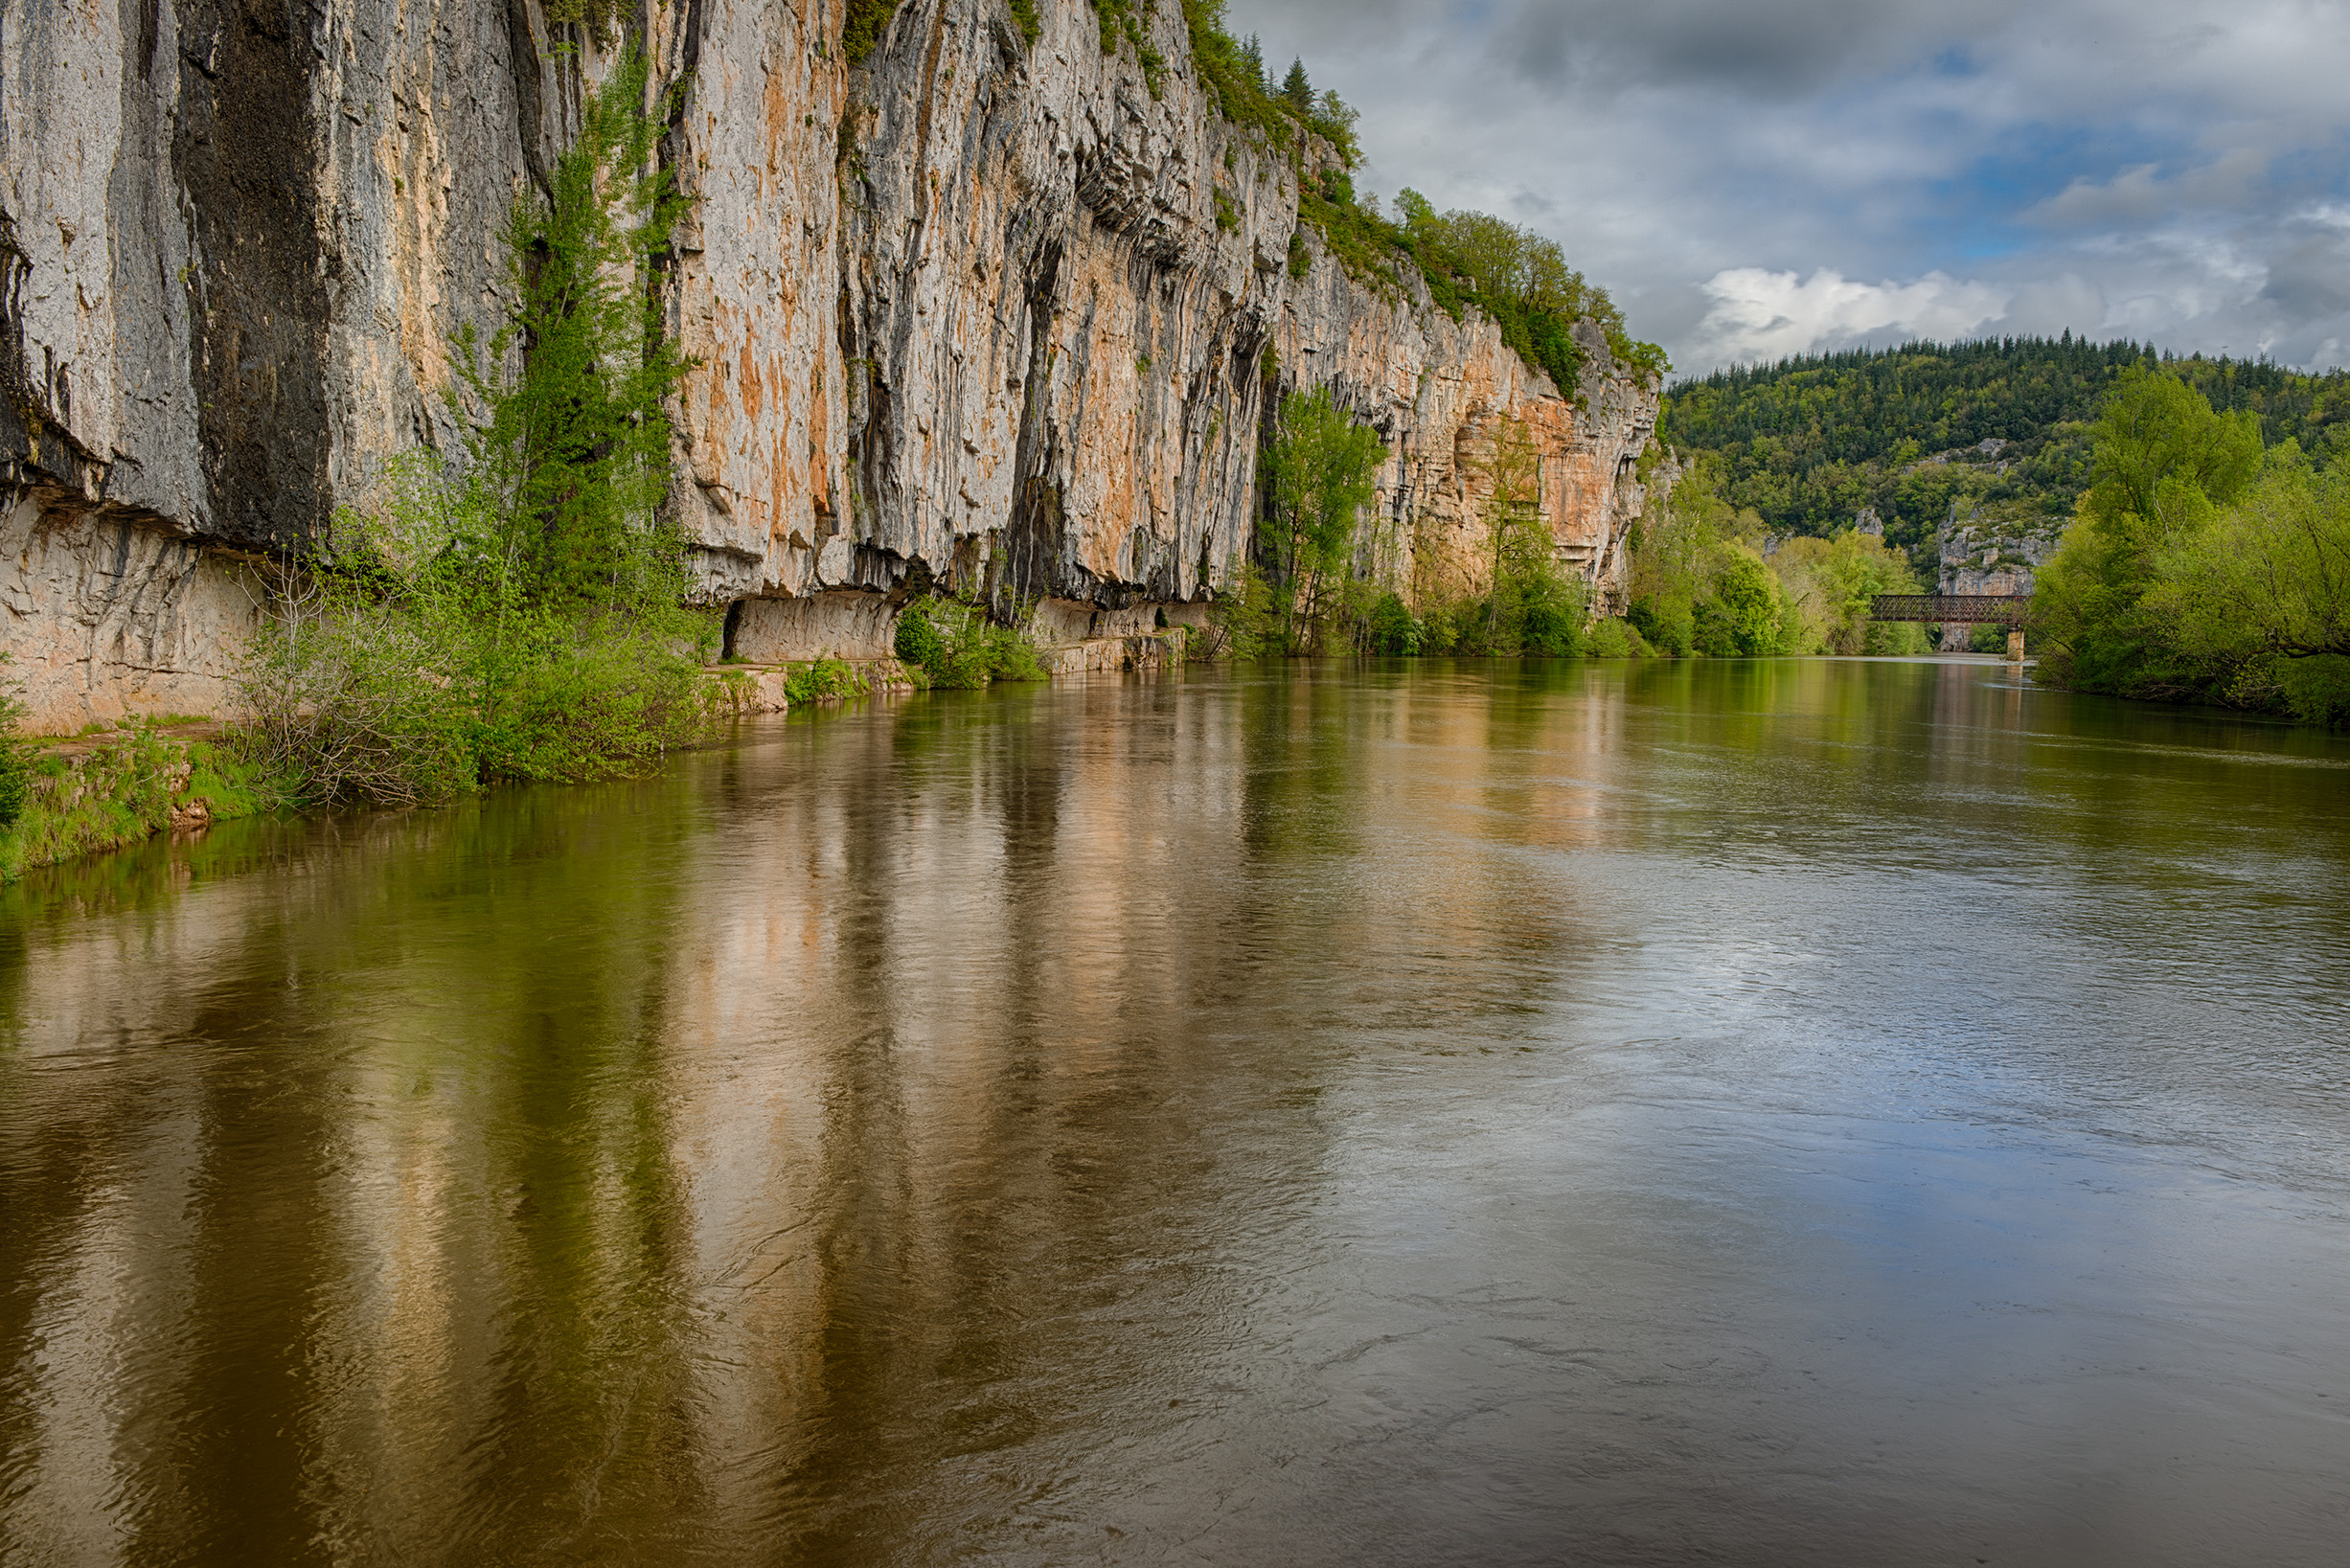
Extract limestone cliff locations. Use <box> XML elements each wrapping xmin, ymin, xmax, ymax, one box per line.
<box><xmin>2</xmin><ymin>0</ymin><xmax>1660</xmax><ymax>730</ymax></box>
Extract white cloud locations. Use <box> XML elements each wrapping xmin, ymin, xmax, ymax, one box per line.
<box><xmin>1689</xmin><ymin>269</ymin><xmax>2012</xmax><ymax>364</ymax></box>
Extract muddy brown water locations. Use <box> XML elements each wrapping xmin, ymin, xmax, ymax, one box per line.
<box><xmin>4</xmin><ymin>657</ymin><xmax>2347</xmax><ymax>1566</ymax></box>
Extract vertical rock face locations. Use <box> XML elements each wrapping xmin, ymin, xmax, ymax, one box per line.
<box><xmin>1932</xmin><ymin>515</ymin><xmax>2059</xmax><ymax>650</ymax></box>
<box><xmin>2</xmin><ymin>0</ymin><xmax>1659</xmax><ymax>731</ymax></box>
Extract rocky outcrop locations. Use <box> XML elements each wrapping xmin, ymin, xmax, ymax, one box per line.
<box><xmin>1933</xmin><ymin>511</ymin><xmax>2058</xmax><ymax>649</ymax></box>
<box><xmin>3</xmin><ymin>0</ymin><xmax>1659</xmax><ymax>733</ymax></box>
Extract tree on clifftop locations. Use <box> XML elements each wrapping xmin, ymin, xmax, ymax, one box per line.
<box><xmin>1282</xmin><ymin>58</ymin><xmax>1313</xmax><ymax>113</ymax></box>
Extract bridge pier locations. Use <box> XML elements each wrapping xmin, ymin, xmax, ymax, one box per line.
<box><xmin>2007</xmin><ymin>629</ymin><xmax>2025</xmax><ymax>663</ymax></box>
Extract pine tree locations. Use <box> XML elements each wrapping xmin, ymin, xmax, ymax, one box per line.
<box><xmin>1282</xmin><ymin>58</ymin><xmax>1312</xmax><ymax>112</ymax></box>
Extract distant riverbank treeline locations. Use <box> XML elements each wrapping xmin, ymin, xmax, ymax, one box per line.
<box><xmin>1662</xmin><ymin>336</ymin><xmax>2350</xmax><ymax>547</ymax></box>
<box><xmin>1649</xmin><ymin>350</ymin><xmax>2350</xmax><ymax>724</ymax></box>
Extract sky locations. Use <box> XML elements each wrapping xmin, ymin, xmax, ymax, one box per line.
<box><xmin>1222</xmin><ymin>0</ymin><xmax>2350</xmax><ymax>378</ymax></box>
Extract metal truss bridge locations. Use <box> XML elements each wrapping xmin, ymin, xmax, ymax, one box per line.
<box><xmin>1869</xmin><ymin>594</ymin><xmax>2033</xmax><ymax>625</ymax></box>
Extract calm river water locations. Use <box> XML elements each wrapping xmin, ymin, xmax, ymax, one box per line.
<box><xmin>4</xmin><ymin>658</ymin><xmax>2347</xmax><ymax>1567</ymax></box>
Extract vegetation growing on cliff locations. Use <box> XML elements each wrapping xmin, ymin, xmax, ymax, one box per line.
<box><xmin>843</xmin><ymin>0</ymin><xmax>902</xmax><ymax>60</ymax></box>
<box><xmin>544</xmin><ymin>0</ymin><xmax>629</xmax><ymax>42</ymax></box>
<box><xmin>1175</xmin><ymin>2</ymin><xmax>1663</xmax><ymax>395</ymax></box>
<box><xmin>1663</xmin><ymin>335</ymin><xmax>2350</xmax><ymax>548</ymax></box>
<box><xmin>1180</xmin><ymin>2</ymin><xmax>1360</xmax><ymax>162</ymax></box>
<box><xmin>1231</xmin><ymin>398</ymin><xmax>1654</xmax><ymax>662</ymax></box>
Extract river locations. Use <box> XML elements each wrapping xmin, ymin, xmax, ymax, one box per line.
<box><xmin>3</xmin><ymin>657</ymin><xmax>2346</xmax><ymax>1566</ymax></box>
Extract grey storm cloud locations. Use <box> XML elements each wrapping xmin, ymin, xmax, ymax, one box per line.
<box><xmin>1224</xmin><ymin>0</ymin><xmax>2350</xmax><ymax>374</ymax></box>
<box><xmin>1481</xmin><ymin>0</ymin><xmax>2028</xmax><ymax>97</ymax></box>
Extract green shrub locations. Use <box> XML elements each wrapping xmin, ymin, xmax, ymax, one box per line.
<box><xmin>233</xmin><ymin>560</ymin><xmax>707</xmax><ymax>807</ymax></box>
<box><xmin>1207</xmin><ymin>562</ymin><xmax>1282</xmax><ymax>659</ymax></box>
<box><xmin>892</xmin><ymin>596</ymin><xmax>1049</xmax><ymax>688</ymax></box>
<box><xmin>784</xmin><ymin>657</ymin><xmax>867</xmax><ymax>706</ymax></box>
<box><xmin>0</xmin><ymin>653</ymin><xmax>28</xmax><ymax>829</ymax></box>
<box><xmin>1627</xmin><ymin>596</ymin><xmax>1693</xmax><ymax>656</ymax></box>
<box><xmin>1516</xmin><ymin>578</ymin><xmax>1588</xmax><ymax>656</ymax></box>
<box><xmin>1691</xmin><ymin>598</ymin><xmax>1737</xmax><ymax>657</ymax></box>
<box><xmin>1864</xmin><ymin>620</ymin><xmax>1931</xmax><ymax>655</ymax></box>
<box><xmin>1704</xmin><ymin>544</ymin><xmax>1791</xmax><ymax>655</ymax></box>
<box><xmin>0</xmin><ymin>732</ymin><xmax>25</xmax><ymax>834</ymax></box>
<box><xmin>2274</xmin><ymin>654</ymin><xmax>2350</xmax><ymax>725</ymax></box>
<box><xmin>475</xmin><ymin>626</ymin><xmax>702</xmax><ymax>784</ymax></box>
<box><xmin>1365</xmin><ymin>590</ymin><xmax>1419</xmax><ymax>653</ymax></box>
<box><xmin>1585</xmin><ymin>617</ymin><xmax>1645</xmax><ymax>658</ymax></box>
<box><xmin>894</xmin><ymin>602</ymin><xmax>946</xmax><ymax>670</ymax></box>
<box><xmin>233</xmin><ymin>581</ymin><xmax>480</xmax><ymax>806</ymax></box>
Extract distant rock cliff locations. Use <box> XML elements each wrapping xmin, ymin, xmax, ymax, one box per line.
<box><xmin>1932</xmin><ymin>509</ymin><xmax>2058</xmax><ymax>649</ymax></box>
<box><xmin>2</xmin><ymin>0</ymin><xmax>1660</xmax><ymax>730</ymax></box>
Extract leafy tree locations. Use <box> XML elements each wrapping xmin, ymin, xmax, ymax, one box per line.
<box><xmin>1705</xmin><ymin>544</ymin><xmax>1788</xmax><ymax>656</ymax></box>
<box><xmin>1365</xmin><ymin>590</ymin><xmax>1419</xmax><ymax>654</ymax></box>
<box><xmin>1768</xmin><ymin>532</ymin><xmax>1928</xmax><ymax>653</ymax></box>
<box><xmin>1627</xmin><ymin>459</ymin><xmax>1742</xmax><ymax>656</ymax></box>
<box><xmin>2138</xmin><ymin>448</ymin><xmax>2350</xmax><ymax>723</ymax></box>
<box><xmin>2151</xmin><ymin>451</ymin><xmax>2350</xmax><ymax>662</ymax></box>
<box><xmin>2034</xmin><ymin>371</ymin><xmax>2264</xmax><ymax>700</ymax></box>
<box><xmin>1262</xmin><ymin>386</ymin><xmax>1387</xmax><ymax>651</ymax></box>
<box><xmin>2082</xmin><ymin>368</ymin><xmax>2263</xmax><ymax>553</ymax></box>
<box><xmin>1478</xmin><ymin>417</ymin><xmax>1586</xmax><ymax>655</ymax></box>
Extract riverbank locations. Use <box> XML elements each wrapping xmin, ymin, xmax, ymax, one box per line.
<box><xmin>0</xmin><ymin>628</ymin><xmax>1202</xmax><ymax>881</ymax></box>
<box><xmin>0</xmin><ymin>642</ymin><xmax>2069</xmax><ymax>884</ymax></box>
<box><xmin>0</xmin><ymin>643</ymin><xmax>2030</xmax><ymax>883</ymax></box>
<box><xmin>0</xmin><ymin>725</ymin><xmax>278</xmax><ymax>884</ymax></box>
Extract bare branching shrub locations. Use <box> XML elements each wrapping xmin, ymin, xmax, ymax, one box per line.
<box><xmin>232</xmin><ymin>566</ymin><xmax>476</xmax><ymax>807</ymax></box>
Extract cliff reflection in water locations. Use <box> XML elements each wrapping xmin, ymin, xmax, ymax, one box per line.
<box><xmin>4</xmin><ymin>660</ymin><xmax>2348</xmax><ymax>1567</ymax></box>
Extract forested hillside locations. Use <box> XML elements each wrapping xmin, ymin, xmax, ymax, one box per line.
<box><xmin>1662</xmin><ymin>336</ymin><xmax>2350</xmax><ymax>546</ymax></box>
